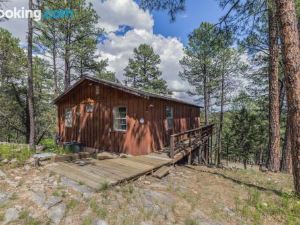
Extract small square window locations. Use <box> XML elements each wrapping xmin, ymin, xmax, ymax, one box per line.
<box><xmin>113</xmin><ymin>107</ymin><xmax>127</xmax><ymax>131</ymax></box>
<box><xmin>86</xmin><ymin>103</ymin><xmax>94</xmax><ymax>113</ymax></box>
<box><xmin>65</xmin><ymin>108</ymin><xmax>72</xmax><ymax>128</ymax></box>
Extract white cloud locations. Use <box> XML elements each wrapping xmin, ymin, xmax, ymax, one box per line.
<box><xmin>0</xmin><ymin>0</ymin><xmax>28</xmax><ymax>43</ymax></box>
<box><xmin>90</xmin><ymin>0</ymin><xmax>153</xmax><ymax>32</ymax></box>
<box><xmin>0</xmin><ymin>0</ymin><xmax>197</xmax><ymax>105</ymax></box>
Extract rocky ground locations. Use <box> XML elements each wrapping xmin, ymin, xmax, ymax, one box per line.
<box><xmin>0</xmin><ymin>161</ymin><xmax>297</xmax><ymax>225</ymax></box>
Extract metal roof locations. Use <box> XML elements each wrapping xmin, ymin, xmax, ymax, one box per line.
<box><xmin>53</xmin><ymin>76</ymin><xmax>202</xmax><ymax>108</ymax></box>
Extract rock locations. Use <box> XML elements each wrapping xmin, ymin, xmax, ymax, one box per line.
<box><xmin>44</xmin><ymin>196</ymin><xmax>62</xmax><ymax>209</ymax></box>
<box><xmin>1</xmin><ymin>159</ymin><xmax>8</xmax><ymax>164</ymax></box>
<box><xmin>36</xmin><ymin>145</ymin><xmax>45</xmax><ymax>152</ymax></box>
<box><xmin>119</xmin><ymin>153</ymin><xmax>131</xmax><ymax>158</ymax></box>
<box><xmin>47</xmin><ymin>203</ymin><xmax>66</xmax><ymax>225</ymax></box>
<box><xmin>24</xmin><ymin>164</ymin><xmax>31</xmax><ymax>171</ymax></box>
<box><xmin>190</xmin><ymin>209</ymin><xmax>222</xmax><ymax>225</ymax></box>
<box><xmin>5</xmin><ymin>179</ymin><xmax>20</xmax><ymax>188</ymax></box>
<box><xmin>140</xmin><ymin>221</ymin><xmax>154</xmax><ymax>225</ymax></box>
<box><xmin>26</xmin><ymin>158</ymin><xmax>35</xmax><ymax>165</ymax></box>
<box><xmin>75</xmin><ymin>160</ymin><xmax>89</xmax><ymax>166</ymax></box>
<box><xmin>3</xmin><ymin>208</ymin><xmax>19</xmax><ymax>224</ymax></box>
<box><xmin>223</xmin><ymin>207</ymin><xmax>235</xmax><ymax>217</ymax></box>
<box><xmin>0</xmin><ymin>169</ymin><xmax>6</xmax><ymax>178</ymax></box>
<box><xmin>82</xmin><ymin>192</ymin><xmax>93</xmax><ymax>200</ymax></box>
<box><xmin>260</xmin><ymin>167</ymin><xmax>268</xmax><ymax>173</ymax></box>
<box><xmin>97</xmin><ymin>152</ymin><xmax>117</xmax><ymax>160</ymax></box>
<box><xmin>0</xmin><ymin>193</ymin><xmax>9</xmax><ymax>205</ymax></box>
<box><xmin>144</xmin><ymin>181</ymin><xmax>151</xmax><ymax>185</ymax></box>
<box><xmin>14</xmin><ymin>205</ymin><xmax>23</xmax><ymax>211</ymax></box>
<box><xmin>33</xmin><ymin>152</ymin><xmax>56</xmax><ymax>161</ymax></box>
<box><xmin>29</xmin><ymin>190</ymin><xmax>46</xmax><ymax>207</ymax></box>
<box><xmin>9</xmin><ymin>158</ymin><xmax>18</xmax><ymax>164</ymax></box>
<box><xmin>60</xmin><ymin>177</ymin><xmax>94</xmax><ymax>195</ymax></box>
<box><xmin>93</xmin><ymin>219</ymin><xmax>108</xmax><ymax>225</ymax></box>
<box><xmin>80</xmin><ymin>208</ymin><xmax>93</xmax><ymax>218</ymax></box>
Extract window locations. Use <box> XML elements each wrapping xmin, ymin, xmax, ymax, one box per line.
<box><xmin>85</xmin><ymin>103</ymin><xmax>94</xmax><ymax>113</ymax></box>
<box><xmin>65</xmin><ymin>108</ymin><xmax>72</xmax><ymax>128</ymax></box>
<box><xmin>113</xmin><ymin>107</ymin><xmax>127</xmax><ymax>131</ymax></box>
<box><xmin>166</xmin><ymin>106</ymin><xmax>174</xmax><ymax>129</ymax></box>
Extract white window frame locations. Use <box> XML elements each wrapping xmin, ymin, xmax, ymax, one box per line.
<box><xmin>166</xmin><ymin>106</ymin><xmax>174</xmax><ymax>130</ymax></box>
<box><xmin>65</xmin><ymin>108</ymin><xmax>73</xmax><ymax>128</ymax></box>
<box><xmin>85</xmin><ymin>103</ymin><xmax>94</xmax><ymax>113</ymax></box>
<box><xmin>113</xmin><ymin>106</ymin><xmax>127</xmax><ymax>132</ymax></box>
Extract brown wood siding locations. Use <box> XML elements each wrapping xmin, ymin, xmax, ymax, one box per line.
<box><xmin>57</xmin><ymin>80</ymin><xmax>201</xmax><ymax>155</ymax></box>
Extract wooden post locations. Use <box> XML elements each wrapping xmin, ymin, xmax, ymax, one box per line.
<box><xmin>207</xmin><ymin>136</ymin><xmax>210</xmax><ymax>164</ymax></box>
<box><xmin>170</xmin><ymin>135</ymin><xmax>175</xmax><ymax>158</ymax></box>
<box><xmin>198</xmin><ymin>144</ymin><xmax>202</xmax><ymax>164</ymax></box>
<box><xmin>188</xmin><ymin>152</ymin><xmax>192</xmax><ymax>165</ymax></box>
<box><xmin>210</xmin><ymin>131</ymin><xmax>213</xmax><ymax>164</ymax></box>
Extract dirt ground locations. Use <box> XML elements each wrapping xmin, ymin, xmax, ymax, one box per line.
<box><xmin>0</xmin><ymin>162</ymin><xmax>298</xmax><ymax>225</ymax></box>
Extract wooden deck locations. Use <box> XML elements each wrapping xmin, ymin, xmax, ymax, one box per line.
<box><xmin>46</xmin><ymin>154</ymin><xmax>172</xmax><ymax>189</ymax></box>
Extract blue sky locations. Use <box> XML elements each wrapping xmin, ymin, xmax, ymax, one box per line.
<box><xmin>0</xmin><ymin>0</ymin><xmax>226</xmax><ymax>103</ymax></box>
<box><xmin>151</xmin><ymin>0</ymin><xmax>224</xmax><ymax>44</ymax></box>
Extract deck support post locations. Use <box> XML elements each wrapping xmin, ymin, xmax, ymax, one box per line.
<box><xmin>188</xmin><ymin>152</ymin><xmax>192</xmax><ymax>165</ymax></box>
<box><xmin>170</xmin><ymin>136</ymin><xmax>175</xmax><ymax>158</ymax></box>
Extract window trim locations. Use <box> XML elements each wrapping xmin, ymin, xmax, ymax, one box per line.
<box><xmin>166</xmin><ymin>106</ymin><xmax>174</xmax><ymax>130</ymax></box>
<box><xmin>65</xmin><ymin>108</ymin><xmax>73</xmax><ymax>128</ymax></box>
<box><xmin>113</xmin><ymin>106</ymin><xmax>127</xmax><ymax>132</ymax></box>
<box><xmin>85</xmin><ymin>103</ymin><xmax>94</xmax><ymax>113</ymax></box>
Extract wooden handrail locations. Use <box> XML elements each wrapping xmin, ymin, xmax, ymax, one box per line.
<box><xmin>169</xmin><ymin>124</ymin><xmax>214</xmax><ymax>159</ymax></box>
<box><xmin>170</xmin><ymin>124</ymin><xmax>214</xmax><ymax>138</ymax></box>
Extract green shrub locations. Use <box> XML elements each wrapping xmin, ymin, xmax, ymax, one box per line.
<box><xmin>0</xmin><ymin>143</ymin><xmax>32</xmax><ymax>164</ymax></box>
<box><xmin>184</xmin><ymin>218</ymin><xmax>198</xmax><ymax>225</ymax></box>
<box><xmin>40</xmin><ymin>138</ymin><xmax>71</xmax><ymax>155</ymax></box>
<box><xmin>89</xmin><ymin>199</ymin><xmax>108</xmax><ymax>218</ymax></box>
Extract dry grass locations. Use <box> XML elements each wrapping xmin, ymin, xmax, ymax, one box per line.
<box><xmin>0</xmin><ymin>163</ymin><xmax>298</xmax><ymax>225</ymax></box>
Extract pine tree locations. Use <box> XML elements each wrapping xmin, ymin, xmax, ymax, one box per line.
<box><xmin>274</xmin><ymin>0</ymin><xmax>300</xmax><ymax>195</ymax></box>
<box><xmin>124</xmin><ymin>44</ymin><xmax>169</xmax><ymax>94</ymax></box>
<box><xmin>36</xmin><ymin>0</ymin><xmax>104</xmax><ymax>90</ymax></box>
<box><xmin>179</xmin><ymin>23</ymin><xmax>221</xmax><ymax>125</ymax></box>
<box><xmin>27</xmin><ymin>0</ymin><xmax>35</xmax><ymax>150</ymax></box>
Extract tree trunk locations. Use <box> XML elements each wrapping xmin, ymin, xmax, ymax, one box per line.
<box><xmin>52</xmin><ymin>41</ymin><xmax>58</xmax><ymax>95</ymax></box>
<box><xmin>203</xmin><ymin>64</ymin><xmax>209</xmax><ymax>126</ymax></box>
<box><xmin>217</xmin><ymin>73</ymin><xmax>225</xmax><ymax>166</ymax></box>
<box><xmin>27</xmin><ymin>0</ymin><xmax>35</xmax><ymax>150</ymax></box>
<box><xmin>259</xmin><ymin>146</ymin><xmax>264</xmax><ymax>171</ymax></box>
<box><xmin>275</xmin><ymin>0</ymin><xmax>300</xmax><ymax>195</ymax></box>
<box><xmin>281</xmin><ymin>115</ymin><xmax>293</xmax><ymax>173</ymax></box>
<box><xmin>268</xmin><ymin>3</ymin><xmax>281</xmax><ymax>172</ymax></box>
<box><xmin>64</xmin><ymin>21</ymin><xmax>71</xmax><ymax>90</ymax></box>
<box><xmin>243</xmin><ymin>159</ymin><xmax>247</xmax><ymax>169</ymax></box>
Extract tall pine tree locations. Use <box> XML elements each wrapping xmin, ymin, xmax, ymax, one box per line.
<box><xmin>124</xmin><ymin>44</ymin><xmax>169</xmax><ymax>95</ymax></box>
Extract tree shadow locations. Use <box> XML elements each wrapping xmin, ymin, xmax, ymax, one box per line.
<box><xmin>185</xmin><ymin>166</ymin><xmax>287</xmax><ymax>197</ymax></box>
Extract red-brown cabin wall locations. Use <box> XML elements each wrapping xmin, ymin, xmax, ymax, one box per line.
<box><xmin>56</xmin><ymin>80</ymin><xmax>201</xmax><ymax>155</ymax></box>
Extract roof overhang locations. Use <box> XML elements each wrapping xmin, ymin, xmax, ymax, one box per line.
<box><xmin>53</xmin><ymin>76</ymin><xmax>203</xmax><ymax>108</ymax></box>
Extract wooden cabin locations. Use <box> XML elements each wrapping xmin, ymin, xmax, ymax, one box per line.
<box><xmin>54</xmin><ymin>76</ymin><xmax>202</xmax><ymax>156</ymax></box>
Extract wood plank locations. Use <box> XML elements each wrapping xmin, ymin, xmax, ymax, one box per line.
<box><xmin>125</xmin><ymin>156</ymin><xmax>170</xmax><ymax>166</ymax></box>
<box><xmin>47</xmin><ymin>153</ymin><xmax>174</xmax><ymax>189</ymax></box>
<box><xmin>152</xmin><ymin>166</ymin><xmax>170</xmax><ymax>179</ymax></box>
<box><xmin>79</xmin><ymin>164</ymin><xmax>123</xmax><ymax>181</ymax></box>
<box><xmin>103</xmin><ymin>158</ymin><xmax>154</xmax><ymax>171</ymax></box>
<box><xmin>47</xmin><ymin>164</ymin><xmax>103</xmax><ymax>189</ymax></box>
<box><xmin>92</xmin><ymin>160</ymin><xmax>144</xmax><ymax>176</ymax></box>
<box><xmin>57</xmin><ymin>162</ymin><xmax>115</xmax><ymax>184</ymax></box>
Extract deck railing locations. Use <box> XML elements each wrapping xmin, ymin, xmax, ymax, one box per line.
<box><xmin>169</xmin><ymin>124</ymin><xmax>214</xmax><ymax>160</ymax></box>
